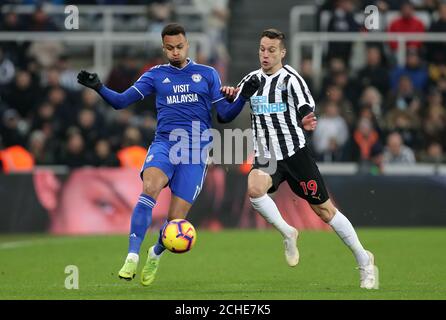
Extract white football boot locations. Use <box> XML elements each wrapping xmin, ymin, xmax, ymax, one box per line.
<box><xmin>359</xmin><ymin>250</ymin><xmax>379</xmax><ymax>289</ymax></box>
<box><xmin>284</xmin><ymin>227</ymin><xmax>299</xmax><ymax>267</ymax></box>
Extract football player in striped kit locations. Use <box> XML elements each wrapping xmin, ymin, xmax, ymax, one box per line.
<box><xmin>221</xmin><ymin>28</ymin><xmax>378</xmax><ymax>289</ymax></box>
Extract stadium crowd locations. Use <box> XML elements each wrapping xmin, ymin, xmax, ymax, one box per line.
<box><xmin>307</xmin><ymin>0</ymin><xmax>446</xmax><ymax>173</ymax></box>
<box><xmin>0</xmin><ymin>0</ymin><xmax>445</xmax><ymax>173</ymax></box>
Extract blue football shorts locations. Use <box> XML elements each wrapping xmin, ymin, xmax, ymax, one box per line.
<box><xmin>140</xmin><ymin>141</ymin><xmax>209</xmax><ymax>204</ymax></box>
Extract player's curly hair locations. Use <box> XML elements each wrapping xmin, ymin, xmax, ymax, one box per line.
<box><xmin>162</xmin><ymin>23</ymin><xmax>186</xmax><ymax>38</ymax></box>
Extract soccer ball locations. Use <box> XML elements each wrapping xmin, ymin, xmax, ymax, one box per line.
<box><xmin>161</xmin><ymin>219</ymin><xmax>197</xmax><ymax>253</ymax></box>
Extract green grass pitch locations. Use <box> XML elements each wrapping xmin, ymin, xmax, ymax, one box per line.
<box><xmin>0</xmin><ymin>228</ymin><xmax>445</xmax><ymax>300</ymax></box>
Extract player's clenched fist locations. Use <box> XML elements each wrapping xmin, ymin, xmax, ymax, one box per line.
<box><xmin>77</xmin><ymin>70</ymin><xmax>102</xmax><ymax>91</ymax></box>
<box><xmin>220</xmin><ymin>86</ymin><xmax>239</xmax><ymax>102</ymax></box>
<box><xmin>240</xmin><ymin>75</ymin><xmax>260</xmax><ymax>99</ymax></box>
<box><xmin>302</xmin><ymin>112</ymin><xmax>317</xmax><ymax>131</ymax></box>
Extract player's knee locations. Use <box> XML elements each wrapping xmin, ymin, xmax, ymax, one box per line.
<box><xmin>142</xmin><ymin>181</ymin><xmax>163</xmax><ymax>199</ymax></box>
<box><xmin>312</xmin><ymin>205</ymin><xmax>335</xmax><ymax>223</ymax></box>
<box><xmin>248</xmin><ymin>184</ymin><xmax>267</xmax><ymax>198</ymax></box>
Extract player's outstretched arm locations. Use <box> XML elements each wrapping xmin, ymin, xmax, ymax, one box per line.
<box><xmin>214</xmin><ymin>94</ymin><xmax>246</xmax><ymax>123</ymax></box>
<box><xmin>77</xmin><ymin>70</ymin><xmax>141</xmax><ymax>110</ymax></box>
<box><xmin>214</xmin><ymin>75</ymin><xmax>260</xmax><ymax>123</ymax></box>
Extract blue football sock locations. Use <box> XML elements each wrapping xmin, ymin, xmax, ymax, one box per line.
<box><xmin>153</xmin><ymin>220</ymin><xmax>169</xmax><ymax>256</ymax></box>
<box><xmin>128</xmin><ymin>194</ymin><xmax>156</xmax><ymax>254</ymax></box>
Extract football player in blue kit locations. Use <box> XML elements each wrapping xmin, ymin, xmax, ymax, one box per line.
<box><xmin>77</xmin><ymin>23</ymin><xmax>259</xmax><ymax>285</ymax></box>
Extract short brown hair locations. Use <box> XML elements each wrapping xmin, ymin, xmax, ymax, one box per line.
<box><xmin>261</xmin><ymin>28</ymin><xmax>286</xmax><ymax>48</ymax></box>
<box><xmin>161</xmin><ymin>23</ymin><xmax>186</xmax><ymax>38</ymax></box>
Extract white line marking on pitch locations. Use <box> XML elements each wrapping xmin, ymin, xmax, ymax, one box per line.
<box><xmin>0</xmin><ymin>238</ymin><xmax>81</xmax><ymax>250</ymax></box>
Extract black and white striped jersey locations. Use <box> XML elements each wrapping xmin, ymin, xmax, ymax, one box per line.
<box><xmin>237</xmin><ymin>65</ymin><xmax>315</xmax><ymax>160</ymax></box>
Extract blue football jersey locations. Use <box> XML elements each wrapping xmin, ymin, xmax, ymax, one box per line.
<box><xmin>131</xmin><ymin>59</ymin><xmax>224</xmax><ymax>148</ymax></box>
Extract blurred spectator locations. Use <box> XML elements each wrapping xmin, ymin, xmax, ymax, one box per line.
<box><xmin>350</xmin><ymin>117</ymin><xmax>380</xmax><ymax>162</ymax></box>
<box><xmin>28</xmin><ymin>129</ymin><xmax>54</xmax><ymax>165</ymax></box>
<box><xmin>328</xmin><ymin>67</ymin><xmax>359</xmax><ymax>107</ymax></box>
<box><xmin>420</xmin><ymin>0</ymin><xmax>440</xmax><ymax>12</ymax></box>
<box><xmin>386</xmin><ymin>75</ymin><xmax>422</xmax><ymax>115</ymax></box>
<box><xmin>321</xmin><ymin>57</ymin><xmax>347</xmax><ymax>95</ymax></box>
<box><xmin>90</xmin><ymin>139</ymin><xmax>120</xmax><ymax>167</ymax></box>
<box><xmin>117</xmin><ymin>126</ymin><xmax>147</xmax><ymax>168</ymax></box>
<box><xmin>147</xmin><ymin>0</ymin><xmax>174</xmax><ymax>33</ymax></box>
<box><xmin>426</xmin><ymin>2</ymin><xmax>446</xmax><ymax>64</ymax></box>
<box><xmin>419</xmin><ymin>141</ymin><xmax>445</xmax><ymax>163</ymax></box>
<box><xmin>0</xmin><ymin>109</ymin><xmax>28</xmax><ymax>147</ymax></box>
<box><xmin>0</xmin><ymin>11</ymin><xmax>28</xmax><ymax>66</ymax></box>
<box><xmin>387</xmin><ymin>1</ymin><xmax>425</xmax><ymax>52</ymax></box>
<box><xmin>421</xmin><ymin>96</ymin><xmax>446</xmax><ymax>148</ymax></box>
<box><xmin>80</xmin><ymin>89</ymin><xmax>108</xmax><ymax>129</ymax></box>
<box><xmin>77</xmin><ymin>108</ymin><xmax>103</xmax><ymax>155</ymax></box>
<box><xmin>25</xmin><ymin>57</ymin><xmax>41</xmax><ymax>85</ymax></box>
<box><xmin>312</xmin><ymin>102</ymin><xmax>349</xmax><ymax>162</ymax></box>
<box><xmin>29</xmin><ymin>101</ymin><xmax>59</xmax><ymax>164</ymax></box>
<box><xmin>193</xmin><ymin>0</ymin><xmax>230</xmax><ymax>81</ymax></box>
<box><xmin>30</xmin><ymin>101</ymin><xmax>56</xmax><ymax>132</ymax></box>
<box><xmin>106</xmin><ymin>52</ymin><xmax>140</xmax><ymax>93</ymax></box>
<box><xmin>358</xmin><ymin>141</ymin><xmax>384</xmax><ymax>175</ymax></box>
<box><xmin>26</xmin><ymin>7</ymin><xmax>64</xmax><ymax>69</ymax></box>
<box><xmin>27</xmin><ymin>6</ymin><xmax>59</xmax><ymax>32</ymax></box>
<box><xmin>0</xmin><ymin>11</ymin><xmax>24</xmax><ymax>31</ymax></box>
<box><xmin>428</xmin><ymin>62</ymin><xmax>446</xmax><ymax>97</ymax></box>
<box><xmin>372</xmin><ymin>0</ymin><xmax>437</xmax><ymax>12</ymax></box>
<box><xmin>383</xmin><ymin>131</ymin><xmax>416</xmax><ymax>163</ymax></box>
<box><xmin>42</xmin><ymin>67</ymin><xmax>61</xmax><ymax>90</ymax></box>
<box><xmin>3</xmin><ymin>70</ymin><xmax>42</xmax><ymax>118</ymax></box>
<box><xmin>139</xmin><ymin>48</ymin><xmax>165</xmax><ymax>73</ymax></box>
<box><xmin>373</xmin><ymin>0</ymin><xmax>411</xmax><ymax>11</ymax></box>
<box><xmin>57</xmin><ymin>127</ymin><xmax>90</xmax><ymax>168</ymax></box>
<box><xmin>357</xmin><ymin>104</ymin><xmax>383</xmax><ymax>137</ymax></box>
<box><xmin>322</xmin><ymin>83</ymin><xmax>356</xmax><ymax>128</ymax></box>
<box><xmin>0</xmin><ymin>47</ymin><xmax>16</xmax><ymax>89</ymax></box>
<box><xmin>326</xmin><ymin>0</ymin><xmax>361</xmax><ymax>66</ymax></box>
<box><xmin>386</xmin><ymin>108</ymin><xmax>421</xmax><ymax>148</ymax></box>
<box><xmin>139</xmin><ymin>112</ymin><xmax>157</xmax><ymax>145</ymax></box>
<box><xmin>108</xmin><ymin>109</ymin><xmax>136</xmax><ymax>150</ymax></box>
<box><xmin>320</xmin><ymin>57</ymin><xmax>357</xmax><ymax>105</ymax></box>
<box><xmin>358</xmin><ymin>86</ymin><xmax>385</xmax><ymax>124</ymax></box>
<box><xmin>27</xmin><ymin>40</ymin><xmax>65</xmax><ymax>68</ymax></box>
<box><xmin>121</xmin><ymin>126</ymin><xmax>144</xmax><ymax>148</ymax></box>
<box><xmin>49</xmin><ymin>86</ymin><xmax>78</xmax><ymax>130</ymax></box>
<box><xmin>356</xmin><ymin>45</ymin><xmax>390</xmax><ymax>97</ymax></box>
<box><xmin>58</xmin><ymin>55</ymin><xmax>83</xmax><ymax>92</ymax></box>
<box><xmin>390</xmin><ymin>48</ymin><xmax>428</xmax><ymax>92</ymax></box>
<box><xmin>300</xmin><ymin>58</ymin><xmax>315</xmax><ymax>95</ymax></box>
<box><xmin>369</xmin><ymin>142</ymin><xmax>385</xmax><ymax>175</ymax></box>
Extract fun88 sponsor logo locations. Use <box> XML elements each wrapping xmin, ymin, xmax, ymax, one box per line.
<box><xmin>250</xmin><ymin>96</ymin><xmax>287</xmax><ymax>115</ymax></box>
